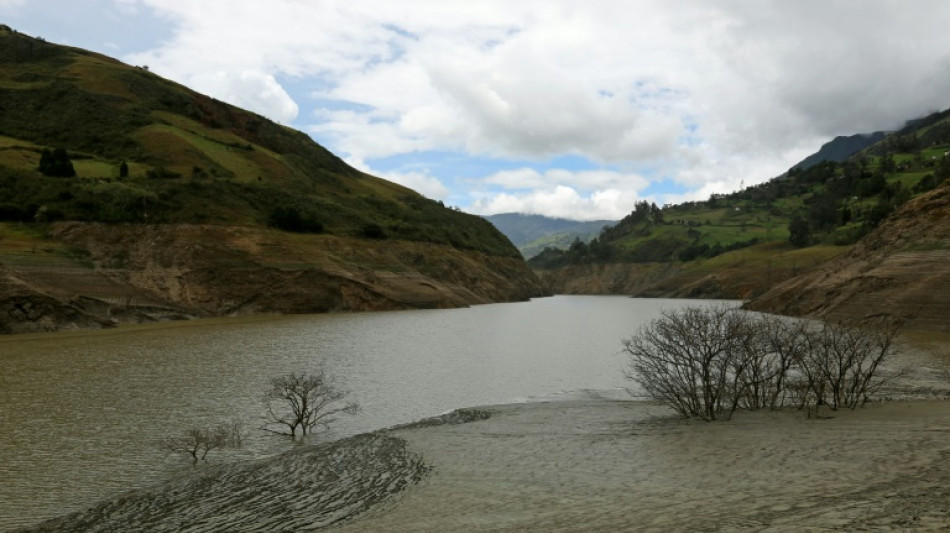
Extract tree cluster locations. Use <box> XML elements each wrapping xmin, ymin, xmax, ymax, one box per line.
<box><xmin>38</xmin><ymin>147</ymin><xmax>76</xmax><ymax>177</ymax></box>
<box><xmin>623</xmin><ymin>306</ymin><xmax>901</xmax><ymax>421</ymax></box>
<box><xmin>785</xmin><ymin>154</ymin><xmax>925</xmax><ymax>247</ymax></box>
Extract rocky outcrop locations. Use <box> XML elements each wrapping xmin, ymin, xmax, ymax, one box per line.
<box><xmin>745</xmin><ymin>183</ymin><xmax>950</xmax><ymax>330</ymax></box>
<box><xmin>0</xmin><ymin>285</ymin><xmax>114</xmax><ymax>334</ymax></box>
<box><xmin>0</xmin><ymin>222</ymin><xmax>547</xmax><ymax>333</ymax></box>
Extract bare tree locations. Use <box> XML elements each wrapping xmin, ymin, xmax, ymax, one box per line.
<box><xmin>623</xmin><ymin>306</ymin><xmax>902</xmax><ymax>421</ymax></box>
<box><xmin>798</xmin><ymin>317</ymin><xmax>901</xmax><ymax>411</ymax></box>
<box><xmin>623</xmin><ymin>305</ymin><xmax>752</xmax><ymax>421</ymax></box>
<box><xmin>263</xmin><ymin>371</ymin><xmax>359</xmax><ymax>439</ymax></box>
<box><xmin>160</xmin><ymin>420</ymin><xmax>245</xmax><ymax>465</ymax></box>
<box><xmin>734</xmin><ymin>315</ymin><xmax>808</xmax><ymax>411</ymax></box>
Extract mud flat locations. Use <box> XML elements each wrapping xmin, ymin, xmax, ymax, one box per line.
<box><xmin>19</xmin><ymin>398</ymin><xmax>950</xmax><ymax>532</ymax></box>
<box><xmin>329</xmin><ymin>399</ymin><xmax>950</xmax><ymax>532</ymax></box>
<box><xmin>20</xmin><ymin>335</ymin><xmax>950</xmax><ymax>532</ymax></box>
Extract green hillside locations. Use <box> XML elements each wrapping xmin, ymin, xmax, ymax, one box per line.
<box><xmin>530</xmin><ymin>112</ymin><xmax>950</xmax><ymax>270</ymax></box>
<box><xmin>0</xmin><ymin>25</ymin><xmax>518</xmax><ymax>258</ymax></box>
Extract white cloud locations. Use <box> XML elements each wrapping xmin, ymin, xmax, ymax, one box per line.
<box><xmin>469</xmin><ymin>167</ymin><xmax>650</xmax><ymax>220</ymax></box>
<box><xmin>376</xmin><ymin>170</ymin><xmax>450</xmax><ymax>201</ymax></box>
<box><xmin>470</xmin><ymin>185</ymin><xmax>639</xmax><ymax>221</ymax></box>
<box><xmin>51</xmin><ymin>0</ymin><xmax>950</xmax><ymax>218</ymax></box>
<box><xmin>181</xmin><ymin>70</ymin><xmax>299</xmax><ymax>124</ymax></box>
<box><xmin>483</xmin><ymin>167</ymin><xmax>649</xmax><ymax>193</ymax></box>
<box><xmin>0</xmin><ymin>0</ymin><xmax>26</xmax><ymax>11</ymax></box>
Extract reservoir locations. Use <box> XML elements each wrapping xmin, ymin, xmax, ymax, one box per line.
<box><xmin>0</xmin><ymin>296</ymin><xmax>727</xmax><ymax>529</ymax></box>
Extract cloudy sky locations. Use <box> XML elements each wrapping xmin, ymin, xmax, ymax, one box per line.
<box><xmin>4</xmin><ymin>1</ymin><xmax>950</xmax><ymax>220</ymax></box>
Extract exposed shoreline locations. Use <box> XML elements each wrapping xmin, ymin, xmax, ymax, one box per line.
<box><xmin>330</xmin><ymin>399</ymin><xmax>950</xmax><ymax>532</ymax></box>
<box><xmin>19</xmin><ymin>396</ymin><xmax>950</xmax><ymax>532</ymax></box>
<box><xmin>17</xmin><ymin>330</ymin><xmax>950</xmax><ymax>532</ymax></box>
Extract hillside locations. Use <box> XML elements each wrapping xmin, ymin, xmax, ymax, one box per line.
<box><xmin>532</xmin><ymin>108</ymin><xmax>950</xmax><ymax>310</ymax></box>
<box><xmin>0</xmin><ymin>27</ymin><xmax>545</xmax><ymax>332</ymax></box>
<box><xmin>745</xmin><ymin>181</ymin><xmax>950</xmax><ymax>330</ymax></box>
<box><xmin>484</xmin><ymin>213</ymin><xmax>614</xmax><ymax>258</ymax></box>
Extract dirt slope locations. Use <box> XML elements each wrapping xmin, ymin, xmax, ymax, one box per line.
<box><xmin>0</xmin><ymin>222</ymin><xmax>547</xmax><ymax>333</ymax></box>
<box><xmin>537</xmin><ymin>244</ymin><xmax>841</xmax><ymax>301</ymax></box>
<box><xmin>745</xmin><ymin>183</ymin><xmax>950</xmax><ymax>330</ymax></box>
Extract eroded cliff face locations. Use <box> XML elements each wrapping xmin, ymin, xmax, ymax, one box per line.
<box><xmin>538</xmin><ymin>263</ymin><xmax>683</xmax><ymax>296</ymax></box>
<box><xmin>745</xmin><ymin>184</ymin><xmax>950</xmax><ymax>330</ymax></box>
<box><xmin>537</xmin><ymin>255</ymin><xmax>818</xmax><ymax>301</ymax></box>
<box><xmin>0</xmin><ymin>222</ymin><xmax>547</xmax><ymax>333</ymax></box>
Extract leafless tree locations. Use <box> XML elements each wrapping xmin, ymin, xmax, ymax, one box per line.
<box><xmin>160</xmin><ymin>420</ymin><xmax>245</xmax><ymax>465</ymax></box>
<box><xmin>263</xmin><ymin>371</ymin><xmax>359</xmax><ymax>439</ymax></box>
<box><xmin>623</xmin><ymin>305</ymin><xmax>752</xmax><ymax>421</ymax></box>
<box><xmin>623</xmin><ymin>306</ymin><xmax>901</xmax><ymax>421</ymax></box>
<box><xmin>798</xmin><ymin>317</ymin><xmax>901</xmax><ymax>411</ymax></box>
<box><xmin>733</xmin><ymin>315</ymin><xmax>808</xmax><ymax>411</ymax></box>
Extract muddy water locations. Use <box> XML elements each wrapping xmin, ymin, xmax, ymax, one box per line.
<box><xmin>0</xmin><ymin>296</ymin><xmax>727</xmax><ymax>530</ymax></box>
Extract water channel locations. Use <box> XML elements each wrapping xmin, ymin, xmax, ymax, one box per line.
<box><xmin>0</xmin><ymin>296</ymin><xmax>729</xmax><ymax>529</ymax></box>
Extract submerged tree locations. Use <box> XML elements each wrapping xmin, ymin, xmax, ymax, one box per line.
<box><xmin>623</xmin><ymin>306</ymin><xmax>901</xmax><ymax>421</ymax></box>
<box><xmin>160</xmin><ymin>420</ymin><xmax>245</xmax><ymax>465</ymax></box>
<box><xmin>263</xmin><ymin>371</ymin><xmax>359</xmax><ymax>439</ymax></box>
<box><xmin>622</xmin><ymin>305</ymin><xmax>757</xmax><ymax>421</ymax></box>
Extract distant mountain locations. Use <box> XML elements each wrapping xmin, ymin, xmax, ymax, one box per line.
<box><xmin>484</xmin><ymin>213</ymin><xmax>615</xmax><ymax>258</ymax></box>
<box><xmin>791</xmin><ymin>132</ymin><xmax>887</xmax><ymax>171</ymax></box>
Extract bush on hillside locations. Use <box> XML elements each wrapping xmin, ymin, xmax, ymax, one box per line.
<box><xmin>267</xmin><ymin>206</ymin><xmax>324</xmax><ymax>233</ymax></box>
<box><xmin>38</xmin><ymin>147</ymin><xmax>75</xmax><ymax>177</ymax></box>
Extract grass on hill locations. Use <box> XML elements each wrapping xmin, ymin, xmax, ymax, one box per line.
<box><xmin>0</xmin><ymin>27</ymin><xmax>520</xmax><ymax>259</ymax></box>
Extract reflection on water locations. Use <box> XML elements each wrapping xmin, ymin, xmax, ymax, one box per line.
<box><xmin>0</xmin><ymin>296</ymin><xmax>727</xmax><ymax>529</ymax></box>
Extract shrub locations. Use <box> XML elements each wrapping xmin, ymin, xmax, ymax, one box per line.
<box><xmin>362</xmin><ymin>223</ymin><xmax>386</xmax><ymax>239</ymax></box>
<box><xmin>267</xmin><ymin>206</ymin><xmax>323</xmax><ymax>233</ymax></box>
<box><xmin>38</xmin><ymin>147</ymin><xmax>76</xmax><ymax>177</ymax></box>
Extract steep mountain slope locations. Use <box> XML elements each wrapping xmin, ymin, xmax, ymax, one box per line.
<box><xmin>745</xmin><ymin>181</ymin><xmax>950</xmax><ymax>330</ymax></box>
<box><xmin>0</xmin><ymin>27</ymin><xmax>545</xmax><ymax>332</ymax></box>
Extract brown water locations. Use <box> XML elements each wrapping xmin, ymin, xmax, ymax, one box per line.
<box><xmin>0</xmin><ymin>296</ymin><xmax>729</xmax><ymax>530</ymax></box>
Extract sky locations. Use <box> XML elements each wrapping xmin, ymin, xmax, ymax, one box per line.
<box><xmin>4</xmin><ymin>1</ymin><xmax>950</xmax><ymax>221</ymax></box>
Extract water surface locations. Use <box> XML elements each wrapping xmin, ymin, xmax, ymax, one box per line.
<box><xmin>0</xmin><ymin>296</ymin><xmax>728</xmax><ymax>529</ymax></box>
